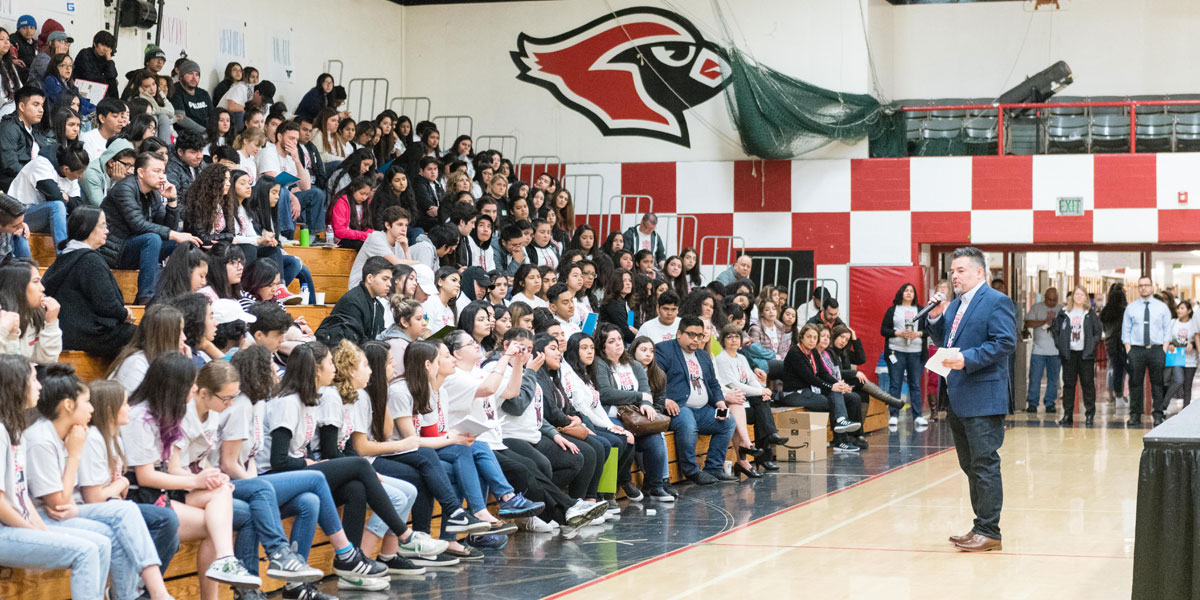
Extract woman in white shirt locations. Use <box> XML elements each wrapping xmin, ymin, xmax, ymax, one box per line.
<box><xmin>508</xmin><ymin>264</ymin><xmax>547</xmax><ymax>309</ymax></box>
<box><xmin>713</xmin><ymin>327</ymin><xmax>769</xmax><ymax>479</ymax></box>
<box><xmin>0</xmin><ymin>260</ymin><xmax>62</xmax><ymax>365</ymax></box>
<box><xmin>561</xmin><ymin>332</ymin><xmax>638</xmax><ymax>497</ymax></box>
<box><xmin>108</xmin><ymin>304</ymin><xmax>187</xmax><ymax>394</ymax></box>
<box><xmin>25</xmin><ymin>364</ymin><xmax>175</xmax><ymax>600</ymax></box>
<box><xmin>879</xmin><ymin>283</ymin><xmax>928</xmax><ymax>427</ymax></box>
<box><xmin>1166</xmin><ymin>299</ymin><xmax>1200</xmax><ymax>411</ymax></box>
<box><xmin>119</xmin><ymin>352</ymin><xmax>260</xmax><ymax>597</ymax></box>
<box><xmin>421</xmin><ymin>267</ymin><xmax>461</xmax><ymax>333</ymax></box>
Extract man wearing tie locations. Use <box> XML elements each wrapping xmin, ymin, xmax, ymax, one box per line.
<box><xmin>928</xmin><ymin>247</ymin><xmax>1016</xmax><ymax>553</ymax></box>
<box><xmin>1121</xmin><ymin>276</ymin><xmax>1173</xmax><ymax>427</ymax></box>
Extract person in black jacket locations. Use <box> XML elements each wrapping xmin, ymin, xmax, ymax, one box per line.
<box><xmin>599</xmin><ymin>268</ymin><xmax>637</xmax><ymax>343</ymax></box>
<box><xmin>71</xmin><ymin>31</ymin><xmax>118</xmax><ymax>100</ymax></box>
<box><xmin>316</xmin><ymin>255</ymin><xmax>391</xmax><ymax>347</ymax></box>
<box><xmin>100</xmin><ymin>152</ymin><xmax>200</xmax><ymax>304</ymax></box>
<box><xmin>1053</xmin><ymin>286</ymin><xmax>1103</xmax><ymax>426</ymax></box>
<box><xmin>830</xmin><ymin>324</ymin><xmax>906</xmax><ymax>410</ymax></box>
<box><xmin>41</xmin><ymin>206</ymin><xmax>134</xmax><ymax>359</ymax></box>
<box><xmin>880</xmin><ymin>283</ymin><xmax>929</xmax><ymax>425</ymax></box>
<box><xmin>1099</xmin><ymin>282</ymin><xmax>1129</xmax><ymax>406</ymax></box>
<box><xmin>412</xmin><ymin>156</ymin><xmax>443</xmax><ymax>233</ymax></box>
<box><xmin>0</xmin><ymin>85</ymin><xmax>43</xmax><ymax>192</ymax></box>
<box><xmin>779</xmin><ymin>323</ymin><xmax>862</xmax><ymax>452</ymax></box>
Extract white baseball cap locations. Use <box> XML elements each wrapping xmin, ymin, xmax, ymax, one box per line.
<box><xmin>412</xmin><ymin>264</ymin><xmax>438</xmax><ymax>296</ymax></box>
<box><xmin>212</xmin><ymin>298</ymin><xmax>257</xmax><ymax>324</ymax></box>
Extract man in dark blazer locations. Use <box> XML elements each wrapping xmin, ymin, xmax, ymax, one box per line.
<box><xmin>655</xmin><ymin>315</ymin><xmax>737</xmax><ymax>485</ymax></box>
<box><xmin>928</xmin><ymin>246</ymin><xmax>1017</xmax><ymax>553</ymax></box>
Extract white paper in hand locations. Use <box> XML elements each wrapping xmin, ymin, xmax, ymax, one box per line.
<box><xmin>925</xmin><ymin>347</ymin><xmax>961</xmax><ymax>377</ymax></box>
<box><xmin>450</xmin><ymin>416</ymin><xmax>496</xmax><ymax>437</ymax></box>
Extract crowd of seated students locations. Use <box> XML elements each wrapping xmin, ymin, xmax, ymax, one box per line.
<box><xmin>0</xmin><ymin>12</ymin><xmax>920</xmax><ymax>600</ymax></box>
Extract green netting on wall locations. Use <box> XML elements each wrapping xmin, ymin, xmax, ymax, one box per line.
<box><xmin>722</xmin><ymin>47</ymin><xmax>906</xmax><ymax>159</ymax></box>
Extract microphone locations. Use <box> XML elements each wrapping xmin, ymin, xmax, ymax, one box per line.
<box><xmin>914</xmin><ymin>292</ymin><xmax>947</xmax><ymax>321</ymax></box>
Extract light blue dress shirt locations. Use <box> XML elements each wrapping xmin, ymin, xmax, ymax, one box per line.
<box><xmin>1121</xmin><ymin>296</ymin><xmax>1172</xmax><ymax>346</ymax></box>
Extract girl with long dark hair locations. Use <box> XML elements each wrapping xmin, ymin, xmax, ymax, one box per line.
<box><xmin>880</xmin><ymin>282</ymin><xmax>927</xmax><ymax>426</ymax></box>
<box><xmin>562</xmin><ymin>331</ymin><xmax>637</xmax><ymax>499</ymax></box>
<box><xmin>600</xmin><ymin>268</ymin><xmax>637</xmax><ymax>343</ymax></box>
<box><xmin>330</xmin><ymin>176</ymin><xmax>374</xmax><ymax>251</ymax></box>
<box><xmin>109</xmin><ymin>304</ymin><xmax>186</xmax><ymax>393</ymax></box>
<box><xmin>369</xmin><ymin>164</ymin><xmax>416</xmax><ymax>231</ymax></box>
<box><xmin>1100</xmin><ymin>282</ymin><xmax>1129</xmax><ymax>405</ymax></box>
<box><xmin>150</xmin><ymin>244</ymin><xmax>208</xmax><ymax>306</ymax></box>
<box><xmin>0</xmin><ymin>259</ymin><xmax>61</xmax><ymax>364</ymax></box>
<box><xmin>245</xmin><ymin>177</ymin><xmax>316</xmax><ymax>304</ymax></box>
<box><xmin>0</xmin><ymin>28</ymin><xmax>22</xmax><ymax>116</ymax></box>
<box><xmin>204</xmin><ymin>108</ymin><xmax>234</xmax><ymax>157</ymax></box>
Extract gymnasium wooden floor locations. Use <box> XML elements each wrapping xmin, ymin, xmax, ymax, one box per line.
<box><xmin>314</xmin><ymin>398</ymin><xmax>1145</xmax><ymax>599</ymax></box>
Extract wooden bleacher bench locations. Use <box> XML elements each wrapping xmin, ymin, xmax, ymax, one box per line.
<box><xmin>126</xmin><ymin>304</ymin><xmax>333</xmax><ymax>326</ymax></box>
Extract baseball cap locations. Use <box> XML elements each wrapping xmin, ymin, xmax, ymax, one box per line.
<box><xmin>463</xmin><ymin>267</ymin><xmax>494</xmax><ymax>289</ymax></box>
<box><xmin>47</xmin><ymin>30</ymin><xmax>73</xmax><ymax>44</ymax></box>
<box><xmin>212</xmin><ymin>299</ymin><xmax>257</xmax><ymax>325</ymax></box>
<box><xmin>412</xmin><ymin>264</ymin><xmax>438</xmax><ymax>296</ymax></box>
<box><xmin>16</xmin><ymin>15</ymin><xmax>35</xmax><ymax>30</ymax></box>
<box><xmin>255</xmin><ymin>81</ymin><xmax>276</xmax><ymax>104</ymax></box>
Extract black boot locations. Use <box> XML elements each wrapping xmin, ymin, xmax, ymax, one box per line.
<box><xmin>862</xmin><ymin>380</ymin><xmax>907</xmax><ymax>410</ymax></box>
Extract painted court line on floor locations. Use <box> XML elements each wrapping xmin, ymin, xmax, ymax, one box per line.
<box><xmin>663</xmin><ymin>472</ymin><xmax>960</xmax><ymax>600</ymax></box>
<box><xmin>543</xmin><ymin>446</ymin><xmax>956</xmax><ymax>600</ymax></box>
<box><xmin>702</xmin><ymin>542</ymin><xmax>1131</xmax><ymax>560</ymax></box>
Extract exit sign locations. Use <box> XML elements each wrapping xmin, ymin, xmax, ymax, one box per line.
<box><xmin>1056</xmin><ymin>196</ymin><xmax>1084</xmax><ymax>217</ymax></box>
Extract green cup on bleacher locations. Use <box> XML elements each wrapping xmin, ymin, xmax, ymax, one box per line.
<box><xmin>299</xmin><ymin>228</ymin><xmax>310</xmax><ymax>247</ymax></box>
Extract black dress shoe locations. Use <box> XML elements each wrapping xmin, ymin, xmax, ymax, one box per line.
<box><xmin>1153</xmin><ymin>414</ymin><xmax>1165</xmax><ymax>427</ymax></box>
<box><xmin>765</xmin><ymin>433</ymin><xmax>790</xmax><ymax>445</ymax></box>
<box><xmin>1045</xmin><ymin>406</ymin><xmax>1057</xmax><ymax>414</ymax></box>
<box><xmin>1126</xmin><ymin>415</ymin><xmax>1142</xmax><ymax>426</ymax></box>
<box><xmin>737</xmin><ymin>446</ymin><xmax>765</xmax><ymax>459</ymax></box>
<box><xmin>1057</xmin><ymin>416</ymin><xmax>1073</xmax><ymax>426</ymax></box>
<box><xmin>711</xmin><ymin>471</ymin><xmax>738</xmax><ymax>482</ymax></box>
<box><xmin>687</xmin><ymin>471</ymin><xmax>718</xmax><ymax>485</ymax></box>
<box><xmin>1024</xmin><ymin>406</ymin><xmax>1038</xmax><ymax>413</ymax></box>
<box><xmin>733</xmin><ymin>463</ymin><xmax>763</xmax><ymax>479</ymax></box>
<box><xmin>759</xmin><ymin>460</ymin><xmax>780</xmax><ymax>471</ymax></box>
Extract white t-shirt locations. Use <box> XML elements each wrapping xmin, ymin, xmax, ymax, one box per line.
<box><xmin>238</xmin><ymin>152</ymin><xmax>258</xmax><ymax>183</ymax></box>
<box><xmin>636</xmin><ymin>230</ymin><xmax>653</xmax><ymax>252</ymax></box>
<box><xmin>111</xmin><ymin>351</ymin><xmax>150</xmax><ymax>394</ymax></box>
<box><xmin>256</xmin><ymin>393</ymin><xmax>317</xmax><ymax>475</ymax></box>
<box><xmin>496</xmin><ymin>371</ymin><xmax>544</xmax><ymax>444</ymax></box>
<box><xmin>350</xmin><ymin>392</ymin><xmax>413</xmax><ymax>462</ymax></box>
<box><xmin>23</xmin><ymin>418</ymin><xmax>83</xmax><ymax>508</ymax></box>
<box><xmin>350</xmin><ymin>231</ymin><xmax>404</xmax><ymax>289</ymax></box>
<box><xmin>8</xmin><ymin>156</ymin><xmax>79</xmax><ymax>206</ymax></box>
<box><xmin>1068</xmin><ymin>308</ymin><xmax>1086</xmax><ymax>352</ymax></box>
<box><xmin>1170</xmin><ymin>318</ymin><xmax>1199</xmax><ymax>368</ymax></box>
<box><xmin>637</xmin><ymin>317</ymin><xmax>679</xmax><ymax>343</ymax></box>
<box><xmin>0</xmin><ymin>425</ymin><xmax>34</xmax><ymax>521</ymax></box>
<box><xmin>1028</xmin><ymin>302</ymin><xmax>1060</xmax><ymax>356</ymax></box>
<box><xmin>888</xmin><ymin>305</ymin><xmax>922</xmax><ymax>353</ymax></box>
<box><xmin>79</xmin><ymin>129</ymin><xmax>109</xmax><ymax>161</ymax></box>
<box><xmin>574</xmin><ymin>297</ymin><xmax>593</xmax><ymax>326</ymax></box>
<box><xmin>388</xmin><ymin>380</ymin><xmax>443</xmax><ymax>434</ymax></box>
<box><xmin>422</xmin><ymin>297</ymin><xmax>456</xmax><ymax>333</ymax></box>
<box><xmin>682</xmin><ymin>351</ymin><xmax>709</xmax><ymax>409</ymax></box>
<box><xmin>442</xmin><ymin>366</ymin><xmax>506</xmax><ymax>448</ymax></box>
<box><xmin>257</xmin><ymin>144</ymin><xmax>298</xmax><ymax>179</ymax></box>
<box><xmin>561</xmin><ymin>362</ymin><xmax>613</xmax><ymax>430</ymax></box>
<box><xmin>121</xmin><ymin>402</ymin><xmax>168</xmax><ymax>469</ymax></box>
<box><xmin>555</xmin><ymin>315</ymin><xmax>582</xmax><ymax>338</ymax></box>
<box><xmin>221</xmin><ymin>82</ymin><xmax>253</xmax><ymax>110</ymax></box>
<box><xmin>175</xmin><ymin>402</ymin><xmax>221</xmax><ymax>474</ymax></box>
<box><xmin>78</xmin><ymin>425</ymin><xmax>121</xmax><ymax>491</ymax></box>
<box><xmin>532</xmin><ymin>245</ymin><xmax>558</xmax><ymax>269</ymax></box>
<box><xmin>311</xmin><ymin>386</ymin><xmax>355</xmax><ymax>457</ymax></box>
<box><xmin>508</xmin><ymin>292</ymin><xmax>547</xmax><ymax>310</ymax></box>
<box><xmin>218</xmin><ymin>394</ymin><xmax>266</xmax><ymax>476</ymax></box>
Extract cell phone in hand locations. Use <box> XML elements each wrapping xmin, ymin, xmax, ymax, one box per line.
<box><xmin>716</xmin><ymin>407</ymin><xmax>729</xmax><ymax>419</ymax></box>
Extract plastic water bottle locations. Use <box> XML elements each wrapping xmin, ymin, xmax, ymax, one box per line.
<box><xmin>325</xmin><ymin>225</ymin><xmax>335</xmax><ymax>246</ymax></box>
<box><xmin>299</xmin><ymin>284</ymin><xmax>310</xmax><ymax>306</ymax></box>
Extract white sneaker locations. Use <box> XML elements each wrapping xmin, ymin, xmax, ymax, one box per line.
<box><xmin>888</xmin><ymin>416</ymin><xmax>899</xmax><ymax>426</ymax></box>
<box><xmin>914</xmin><ymin>416</ymin><xmax>929</xmax><ymax>426</ymax></box>
<box><xmin>337</xmin><ymin>575</ymin><xmax>389</xmax><ymax>591</ymax></box>
<box><xmin>565</xmin><ymin>499</ymin><xmax>608</xmax><ymax>527</ymax></box>
<box><xmin>205</xmin><ymin>555</ymin><xmax>262</xmax><ymax>589</ymax></box>
<box><xmin>397</xmin><ymin>530</ymin><xmax>450</xmax><ymax>558</ymax></box>
<box><xmin>518</xmin><ymin>516</ymin><xmax>556</xmax><ymax>533</ymax></box>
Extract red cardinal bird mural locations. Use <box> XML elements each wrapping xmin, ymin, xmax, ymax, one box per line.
<box><xmin>512</xmin><ymin>6</ymin><xmax>728</xmax><ymax>147</ymax></box>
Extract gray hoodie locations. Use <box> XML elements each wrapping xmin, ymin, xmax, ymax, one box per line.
<box><xmin>81</xmin><ymin>137</ymin><xmax>135</xmax><ymax>206</ymax></box>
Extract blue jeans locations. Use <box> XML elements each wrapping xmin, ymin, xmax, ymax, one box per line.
<box><xmin>25</xmin><ymin>201</ymin><xmax>67</xmax><ymax>246</ymax></box>
<box><xmin>887</xmin><ymin>350</ymin><xmax>924</xmax><ymax>417</ymax></box>
<box><xmin>437</xmin><ymin>444</ymin><xmax>488</xmax><ymax>514</ymax></box>
<box><xmin>231</xmin><ymin>477</ymin><xmax>292</xmax><ymax>574</ymax></box>
<box><xmin>468</xmin><ymin>441</ymin><xmax>515</xmax><ymax>501</ymax></box>
<box><xmin>42</xmin><ymin>500</ymin><xmax>159</xmax><ymax>600</ymax></box>
<box><xmin>669</xmin><ymin>404</ymin><xmax>736</xmax><ymax>477</ymax></box>
<box><xmin>1027</xmin><ymin>353</ymin><xmax>1062</xmax><ymax>408</ymax></box>
<box><xmin>258</xmin><ymin>470</ymin><xmax>343</xmax><ymax>560</ymax></box>
<box><xmin>365</xmin><ymin>474</ymin><xmax>418</xmax><ymax>539</ymax></box>
<box><xmin>115</xmin><ymin>232</ymin><xmax>178</xmax><ymax>302</ymax></box>
<box><xmin>10</xmin><ymin>233</ymin><xmax>29</xmax><ymax>258</ymax></box>
<box><xmin>278</xmin><ymin>187</ymin><xmax>327</xmax><ymax>239</ymax></box>
<box><xmin>635</xmin><ymin>432</ymin><xmax>669</xmax><ymax>489</ymax></box>
<box><xmin>0</xmin><ymin>522</ymin><xmax>110</xmax><ymax>599</ymax></box>
<box><xmin>282</xmin><ymin>255</ymin><xmax>316</xmax><ymax>304</ymax></box>
<box><xmin>136</xmin><ymin>503</ymin><xmax>179</xmax><ymax>574</ymax></box>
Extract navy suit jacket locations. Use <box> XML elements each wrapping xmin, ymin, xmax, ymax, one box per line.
<box><xmin>927</xmin><ymin>284</ymin><xmax>1017</xmax><ymax>417</ymax></box>
<box><xmin>654</xmin><ymin>340</ymin><xmax>724</xmax><ymax>409</ymax></box>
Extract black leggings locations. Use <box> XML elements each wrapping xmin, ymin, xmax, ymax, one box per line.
<box><xmin>743</xmin><ymin>395</ymin><xmax>777</xmax><ymax>447</ymax></box>
<box><xmin>591</xmin><ymin>428</ymin><xmax>634</xmax><ymax>487</ymax></box>
<box><xmin>494</xmin><ymin>445</ymin><xmax>574</xmax><ymax>524</ymax></box>
<box><xmin>306</xmin><ymin>457</ymin><xmax>408</xmax><ymax>545</ymax></box>
<box><xmin>529</xmin><ymin>434</ymin><xmax>597</xmax><ymax>499</ymax></box>
<box><xmin>376</xmin><ymin>448</ymin><xmax>461</xmax><ymax>537</ymax></box>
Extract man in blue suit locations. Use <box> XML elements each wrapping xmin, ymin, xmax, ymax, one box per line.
<box><xmin>928</xmin><ymin>246</ymin><xmax>1016</xmax><ymax>553</ymax></box>
<box><xmin>656</xmin><ymin>316</ymin><xmax>737</xmax><ymax>485</ymax></box>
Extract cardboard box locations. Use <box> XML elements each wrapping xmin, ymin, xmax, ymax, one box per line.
<box><xmin>772</xmin><ymin>408</ymin><xmax>828</xmax><ymax>462</ymax></box>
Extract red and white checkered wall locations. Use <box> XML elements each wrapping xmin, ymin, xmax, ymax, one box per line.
<box><xmin>564</xmin><ymin>153</ymin><xmax>1200</xmax><ymax>270</ymax></box>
